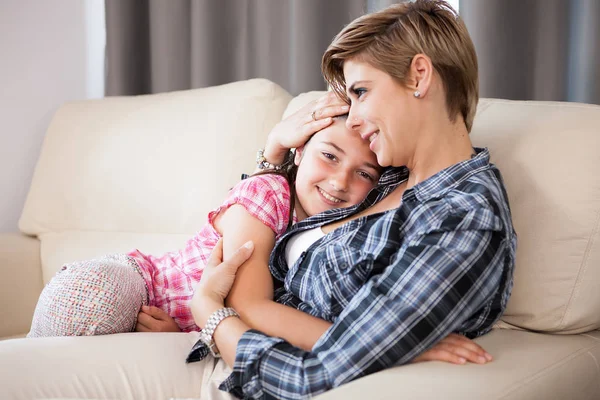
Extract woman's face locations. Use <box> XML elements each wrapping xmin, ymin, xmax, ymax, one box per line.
<box><xmin>293</xmin><ymin>120</ymin><xmax>381</xmax><ymax>220</ymax></box>
<box><xmin>343</xmin><ymin>60</ymin><xmax>417</xmax><ymax>167</ymax></box>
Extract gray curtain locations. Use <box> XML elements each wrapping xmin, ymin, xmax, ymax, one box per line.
<box><xmin>461</xmin><ymin>0</ymin><xmax>600</xmax><ymax>104</ymax></box>
<box><xmin>105</xmin><ymin>0</ymin><xmax>398</xmax><ymax>96</ymax></box>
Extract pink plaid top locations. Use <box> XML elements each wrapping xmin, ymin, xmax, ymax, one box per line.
<box><xmin>128</xmin><ymin>174</ymin><xmax>294</xmax><ymax>332</ymax></box>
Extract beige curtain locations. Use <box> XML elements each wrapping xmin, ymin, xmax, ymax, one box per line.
<box><xmin>460</xmin><ymin>0</ymin><xmax>600</xmax><ymax>104</ymax></box>
<box><xmin>105</xmin><ymin>0</ymin><xmax>399</xmax><ymax>96</ymax></box>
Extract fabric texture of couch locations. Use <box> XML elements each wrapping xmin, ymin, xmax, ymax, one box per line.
<box><xmin>1</xmin><ymin>78</ymin><xmax>599</xmax><ymax>399</ymax></box>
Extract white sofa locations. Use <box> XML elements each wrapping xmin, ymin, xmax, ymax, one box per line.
<box><xmin>1</xmin><ymin>79</ymin><xmax>599</xmax><ymax>399</ymax></box>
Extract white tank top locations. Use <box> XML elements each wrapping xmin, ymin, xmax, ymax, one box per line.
<box><xmin>285</xmin><ymin>226</ymin><xmax>325</xmax><ymax>267</ymax></box>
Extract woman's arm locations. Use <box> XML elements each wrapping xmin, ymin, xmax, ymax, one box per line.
<box><xmin>214</xmin><ymin>195</ymin><xmax>491</xmax><ymax>358</ymax></box>
<box><xmin>214</xmin><ymin>204</ymin><xmax>332</xmax><ymax>351</ymax></box>
<box><xmin>210</xmin><ymin>204</ymin><xmax>492</xmax><ymax>363</ymax></box>
<box><xmin>192</xmin><ymin>218</ymin><xmax>506</xmax><ymax>397</ymax></box>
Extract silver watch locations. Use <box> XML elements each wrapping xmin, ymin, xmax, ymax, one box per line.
<box><xmin>199</xmin><ymin>307</ymin><xmax>239</xmax><ymax>358</ymax></box>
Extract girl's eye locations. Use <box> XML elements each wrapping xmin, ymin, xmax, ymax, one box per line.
<box><xmin>322</xmin><ymin>152</ymin><xmax>337</xmax><ymax>161</ymax></box>
<box><xmin>358</xmin><ymin>171</ymin><xmax>375</xmax><ymax>181</ymax></box>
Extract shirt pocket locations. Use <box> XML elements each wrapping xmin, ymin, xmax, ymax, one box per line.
<box><xmin>312</xmin><ymin>243</ymin><xmax>375</xmax><ymax>317</ymax></box>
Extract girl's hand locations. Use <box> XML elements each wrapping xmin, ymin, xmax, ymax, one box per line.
<box><xmin>135</xmin><ymin>306</ymin><xmax>181</xmax><ymax>332</ymax></box>
<box><xmin>412</xmin><ymin>333</ymin><xmax>493</xmax><ymax>365</ymax></box>
<box><xmin>263</xmin><ymin>92</ymin><xmax>350</xmax><ymax>165</ymax></box>
<box><xmin>191</xmin><ymin>239</ymin><xmax>255</xmax><ymax>328</ymax></box>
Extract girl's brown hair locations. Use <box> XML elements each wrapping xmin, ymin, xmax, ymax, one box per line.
<box><xmin>252</xmin><ymin>150</ymin><xmax>298</xmax><ymax>230</ymax></box>
<box><xmin>322</xmin><ymin>0</ymin><xmax>479</xmax><ymax>132</ymax></box>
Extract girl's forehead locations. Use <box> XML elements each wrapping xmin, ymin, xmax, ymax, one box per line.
<box><xmin>313</xmin><ymin>119</ymin><xmax>351</xmax><ymax>141</ymax></box>
<box><xmin>312</xmin><ymin>123</ymin><xmax>377</xmax><ymax>161</ymax></box>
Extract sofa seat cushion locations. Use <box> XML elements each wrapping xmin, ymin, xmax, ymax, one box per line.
<box><xmin>317</xmin><ymin>329</ymin><xmax>600</xmax><ymax>400</ymax></box>
<box><xmin>0</xmin><ymin>332</ymin><xmax>230</xmax><ymax>400</ymax></box>
<box><xmin>1</xmin><ymin>329</ymin><xmax>598</xmax><ymax>399</ymax></box>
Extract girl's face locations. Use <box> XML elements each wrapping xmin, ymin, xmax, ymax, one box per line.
<box><xmin>293</xmin><ymin>120</ymin><xmax>381</xmax><ymax>220</ymax></box>
<box><xmin>343</xmin><ymin>60</ymin><xmax>418</xmax><ymax>168</ymax></box>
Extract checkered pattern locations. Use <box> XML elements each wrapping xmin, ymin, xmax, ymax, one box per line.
<box><xmin>129</xmin><ymin>174</ymin><xmax>293</xmax><ymax>332</ymax></box>
<box><xmin>189</xmin><ymin>148</ymin><xmax>516</xmax><ymax>399</ymax></box>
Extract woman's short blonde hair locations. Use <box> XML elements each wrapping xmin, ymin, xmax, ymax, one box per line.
<box><xmin>322</xmin><ymin>0</ymin><xmax>479</xmax><ymax>132</ymax></box>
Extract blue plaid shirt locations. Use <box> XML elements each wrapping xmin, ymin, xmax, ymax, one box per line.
<box><xmin>187</xmin><ymin>148</ymin><xmax>516</xmax><ymax>400</ymax></box>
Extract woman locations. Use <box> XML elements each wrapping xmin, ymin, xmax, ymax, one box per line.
<box><xmin>191</xmin><ymin>1</ymin><xmax>516</xmax><ymax>399</ymax></box>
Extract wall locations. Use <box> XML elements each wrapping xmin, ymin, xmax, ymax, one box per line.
<box><xmin>0</xmin><ymin>0</ymin><xmax>105</xmax><ymax>232</ymax></box>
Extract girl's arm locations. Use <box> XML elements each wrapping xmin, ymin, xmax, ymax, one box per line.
<box><xmin>256</xmin><ymin>92</ymin><xmax>349</xmax><ymax>172</ymax></box>
<box><xmin>213</xmin><ymin>204</ymin><xmax>331</xmax><ymax>351</ymax></box>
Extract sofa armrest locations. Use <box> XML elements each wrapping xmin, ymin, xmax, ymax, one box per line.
<box><xmin>0</xmin><ymin>233</ymin><xmax>43</xmax><ymax>338</ymax></box>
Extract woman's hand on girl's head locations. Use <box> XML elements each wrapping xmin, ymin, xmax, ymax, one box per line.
<box><xmin>191</xmin><ymin>239</ymin><xmax>255</xmax><ymax>328</ymax></box>
<box><xmin>264</xmin><ymin>92</ymin><xmax>350</xmax><ymax>165</ymax></box>
<box><xmin>412</xmin><ymin>333</ymin><xmax>493</xmax><ymax>365</ymax></box>
<box><xmin>135</xmin><ymin>306</ymin><xmax>181</xmax><ymax>333</ymax></box>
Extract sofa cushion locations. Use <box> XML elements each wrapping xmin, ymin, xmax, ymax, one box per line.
<box><xmin>283</xmin><ymin>94</ymin><xmax>600</xmax><ymax>334</ymax></box>
<box><xmin>1</xmin><ymin>329</ymin><xmax>598</xmax><ymax>399</ymax></box>
<box><xmin>0</xmin><ymin>332</ymin><xmax>218</xmax><ymax>399</ymax></box>
<box><xmin>19</xmin><ymin>79</ymin><xmax>292</xmax><ymax>237</ymax></box>
<box><xmin>282</xmin><ymin>90</ymin><xmax>324</xmax><ymax>119</ymax></box>
<box><xmin>0</xmin><ymin>234</ymin><xmax>43</xmax><ymax>338</ymax></box>
<box><xmin>316</xmin><ymin>329</ymin><xmax>600</xmax><ymax>400</ymax></box>
<box><xmin>471</xmin><ymin>99</ymin><xmax>600</xmax><ymax>334</ymax></box>
<box><xmin>38</xmin><ymin>231</ymin><xmax>191</xmax><ymax>284</ymax></box>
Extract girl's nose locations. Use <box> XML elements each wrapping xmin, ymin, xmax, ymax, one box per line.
<box><xmin>330</xmin><ymin>172</ymin><xmax>350</xmax><ymax>192</ymax></box>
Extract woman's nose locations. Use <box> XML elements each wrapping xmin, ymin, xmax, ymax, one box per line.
<box><xmin>345</xmin><ymin>111</ymin><xmax>362</xmax><ymax>131</ymax></box>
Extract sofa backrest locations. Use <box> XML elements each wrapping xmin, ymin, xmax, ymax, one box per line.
<box><xmin>470</xmin><ymin>99</ymin><xmax>600</xmax><ymax>334</ymax></box>
<box><xmin>283</xmin><ymin>92</ymin><xmax>600</xmax><ymax>334</ymax></box>
<box><xmin>19</xmin><ymin>79</ymin><xmax>292</xmax><ymax>281</ymax></box>
<box><xmin>21</xmin><ymin>80</ymin><xmax>600</xmax><ymax>334</ymax></box>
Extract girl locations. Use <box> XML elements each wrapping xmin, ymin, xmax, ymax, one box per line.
<box><xmin>27</xmin><ymin>114</ymin><xmax>382</xmax><ymax>337</ymax></box>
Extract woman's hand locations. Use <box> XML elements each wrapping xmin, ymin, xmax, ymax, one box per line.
<box><xmin>263</xmin><ymin>92</ymin><xmax>350</xmax><ymax>165</ymax></box>
<box><xmin>412</xmin><ymin>333</ymin><xmax>493</xmax><ymax>365</ymax></box>
<box><xmin>135</xmin><ymin>306</ymin><xmax>181</xmax><ymax>332</ymax></box>
<box><xmin>191</xmin><ymin>239</ymin><xmax>255</xmax><ymax>328</ymax></box>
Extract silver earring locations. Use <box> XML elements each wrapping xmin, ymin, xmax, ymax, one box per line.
<box><xmin>413</xmin><ymin>90</ymin><xmax>421</xmax><ymax>98</ymax></box>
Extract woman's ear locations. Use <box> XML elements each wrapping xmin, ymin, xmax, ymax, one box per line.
<box><xmin>294</xmin><ymin>146</ymin><xmax>305</xmax><ymax>166</ymax></box>
<box><xmin>410</xmin><ymin>53</ymin><xmax>433</xmax><ymax>97</ymax></box>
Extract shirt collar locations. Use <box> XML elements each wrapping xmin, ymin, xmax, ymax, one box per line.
<box><xmin>404</xmin><ymin>147</ymin><xmax>490</xmax><ymax>202</ymax></box>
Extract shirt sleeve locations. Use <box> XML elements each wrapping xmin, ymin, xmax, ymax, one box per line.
<box><xmin>208</xmin><ymin>174</ymin><xmax>292</xmax><ymax>239</ymax></box>
<box><xmin>220</xmin><ymin>208</ymin><xmax>511</xmax><ymax>399</ymax></box>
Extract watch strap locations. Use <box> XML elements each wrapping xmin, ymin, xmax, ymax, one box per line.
<box><xmin>200</xmin><ymin>307</ymin><xmax>239</xmax><ymax>358</ymax></box>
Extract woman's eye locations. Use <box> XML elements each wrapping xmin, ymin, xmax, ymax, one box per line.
<box><xmin>353</xmin><ymin>88</ymin><xmax>367</xmax><ymax>98</ymax></box>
